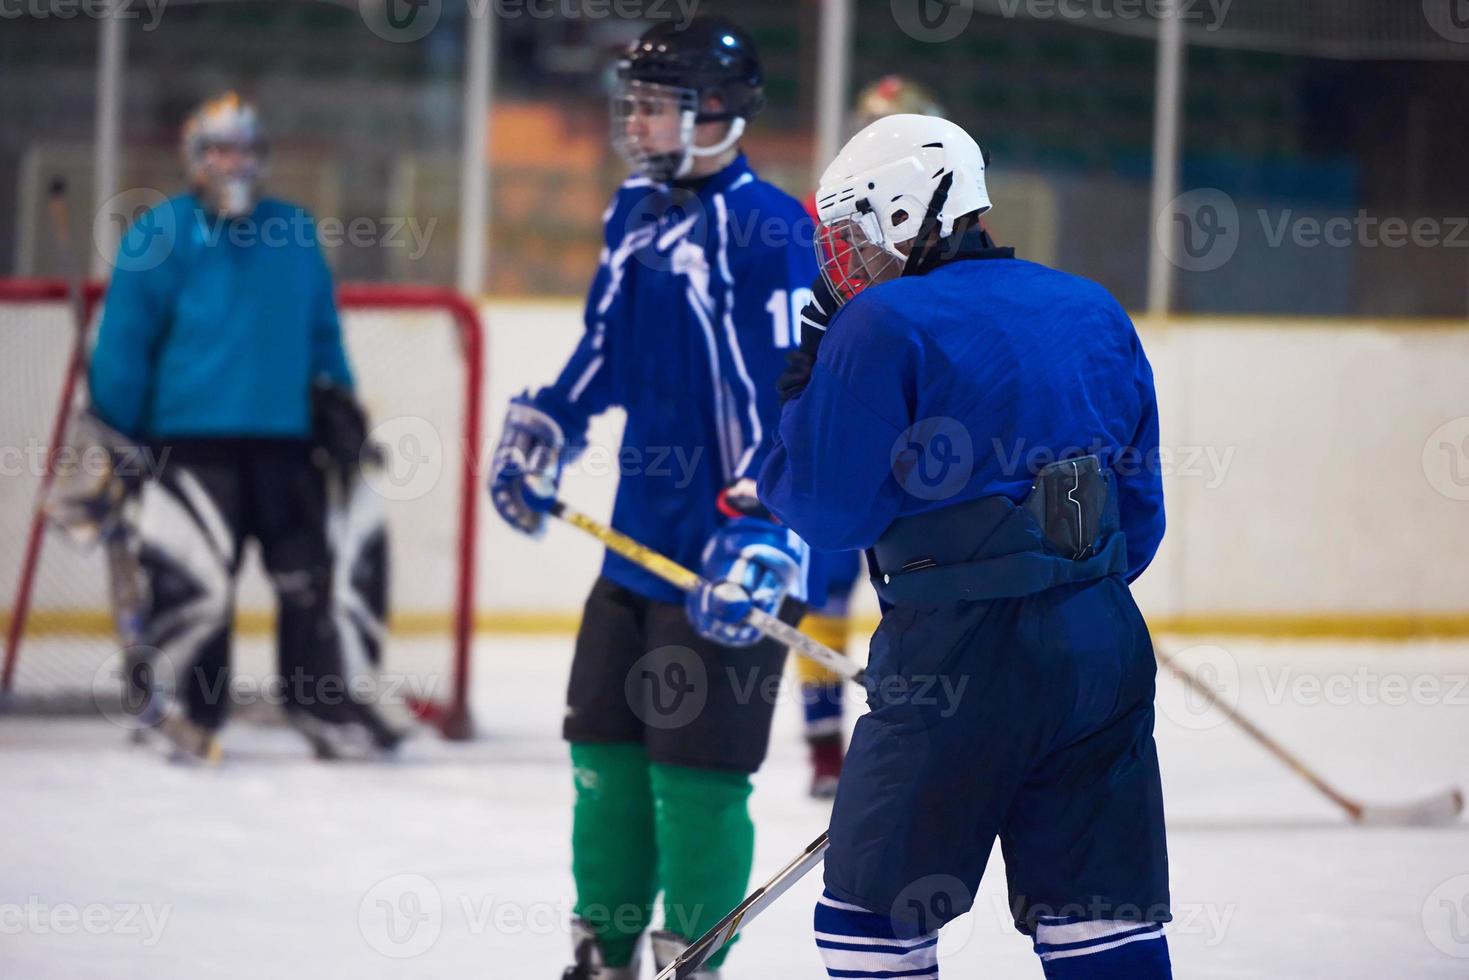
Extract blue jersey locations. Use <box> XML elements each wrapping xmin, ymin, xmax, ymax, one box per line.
<box><xmin>759</xmin><ymin>252</ymin><xmax>1164</xmax><ymax>583</ymax></box>
<box><xmin>532</xmin><ymin>156</ymin><xmax>819</xmax><ymax>603</ymax></box>
<box><xmin>90</xmin><ymin>194</ymin><xmax>353</xmax><ymax>440</ymax></box>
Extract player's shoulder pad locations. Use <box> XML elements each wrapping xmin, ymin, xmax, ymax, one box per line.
<box><xmin>997</xmin><ymin>256</ymin><xmax>1116</xmax><ymax>302</ymax></box>
<box><xmin>253</xmin><ymin>197</ymin><xmax>333</xmax><ymax>252</ymax></box>
<box><xmin>254</xmin><ymin>196</ymin><xmax>312</xmax><ymax>221</ymax></box>
<box><xmin>600</xmin><ymin>176</ymin><xmax>661</xmax><ymax>247</ymax></box>
<box><xmin>830</xmin><ymin>281</ymin><xmax>919</xmax><ymax>339</ymax></box>
<box><xmin>1019</xmin><ymin>259</ymin><xmax>1132</xmax><ymax>327</ymax></box>
<box><xmin>112</xmin><ymin>195</ymin><xmax>194</xmax><ymax>271</ymax></box>
<box><xmin>821</xmin><ymin>283</ymin><xmax>925</xmax><ymax>377</ymax></box>
<box><xmin>709</xmin><ymin>177</ymin><xmax>817</xmax><ymax>265</ymax></box>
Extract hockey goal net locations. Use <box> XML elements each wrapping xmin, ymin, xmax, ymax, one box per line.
<box><xmin>0</xmin><ymin>279</ymin><xmax>482</xmax><ymax>739</ymax></box>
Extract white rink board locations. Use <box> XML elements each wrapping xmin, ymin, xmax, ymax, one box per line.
<box><xmin>1</xmin><ymin>636</ymin><xmax>1467</xmax><ymax>978</ymax></box>
<box><xmin>477</xmin><ymin>303</ymin><xmax>1469</xmax><ymax>622</ymax></box>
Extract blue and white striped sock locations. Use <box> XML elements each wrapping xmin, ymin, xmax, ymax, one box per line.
<box><xmin>813</xmin><ymin>889</ymin><xmax>940</xmax><ymax>979</ymax></box>
<box><xmin>801</xmin><ymin>683</ymin><xmax>846</xmax><ymax>738</ymax></box>
<box><xmin>1032</xmin><ymin>916</ymin><xmax>1171</xmax><ymax>979</ymax></box>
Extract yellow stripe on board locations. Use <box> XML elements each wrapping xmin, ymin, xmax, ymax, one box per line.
<box><xmin>6</xmin><ymin>609</ymin><xmax>1469</xmax><ymax>641</ymax></box>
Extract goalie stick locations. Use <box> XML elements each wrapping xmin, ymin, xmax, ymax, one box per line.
<box><xmin>547</xmin><ymin>500</ymin><xmax>868</xmax><ymax>688</ymax></box>
<box><xmin>36</xmin><ymin>179</ymin><xmax>201</xmax><ymax>756</ymax></box>
<box><xmin>1156</xmin><ymin>644</ymin><xmax>1462</xmax><ymax>826</ymax></box>
<box><xmin>41</xmin><ymin>177</ymin><xmax>148</xmax><ymax>650</ymax></box>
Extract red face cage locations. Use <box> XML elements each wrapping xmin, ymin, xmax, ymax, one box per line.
<box><xmin>815</xmin><ymin>214</ymin><xmax>905</xmax><ymax>305</ymax></box>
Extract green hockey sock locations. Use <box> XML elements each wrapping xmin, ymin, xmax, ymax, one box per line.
<box><xmin>570</xmin><ymin>742</ymin><xmax>658</xmax><ymax>968</ymax></box>
<box><xmin>649</xmin><ymin>762</ymin><xmax>755</xmax><ymax>971</ymax></box>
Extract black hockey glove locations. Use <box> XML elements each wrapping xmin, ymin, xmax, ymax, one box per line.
<box><xmin>776</xmin><ymin>277</ymin><xmax>838</xmax><ymax>403</ymax></box>
<box><xmin>312</xmin><ymin>381</ymin><xmax>381</xmax><ymax>477</ymax></box>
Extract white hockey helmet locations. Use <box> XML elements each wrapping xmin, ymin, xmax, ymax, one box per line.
<box><xmin>813</xmin><ymin>113</ymin><xmax>990</xmax><ymax>304</ymax></box>
<box><xmin>182</xmin><ymin>92</ymin><xmax>266</xmax><ymax>217</ymax></box>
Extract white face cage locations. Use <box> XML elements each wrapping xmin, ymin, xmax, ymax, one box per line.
<box><xmin>610</xmin><ymin>79</ymin><xmax>747</xmax><ymax>183</ymax></box>
<box><xmin>192</xmin><ymin>151</ymin><xmax>265</xmax><ymax>218</ymax></box>
<box><xmin>184</xmin><ymin>110</ymin><xmax>267</xmax><ymax>218</ymax></box>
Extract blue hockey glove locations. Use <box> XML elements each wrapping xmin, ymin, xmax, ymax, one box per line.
<box><xmin>488</xmin><ymin>395</ymin><xmax>564</xmax><ymax>537</ymax></box>
<box><xmin>687</xmin><ymin>517</ymin><xmax>806</xmax><ymax>648</ymax></box>
<box><xmin>776</xmin><ymin>276</ymin><xmax>838</xmax><ymax>404</ymax></box>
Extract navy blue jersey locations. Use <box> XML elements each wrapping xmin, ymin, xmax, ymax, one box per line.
<box><xmin>532</xmin><ymin>156</ymin><xmax>819</xmax><ymax>603</ymax></box>
<box><xmin>759</xmin><ymin>254</ymin><xmax>1164</xmax><ymax>583</ymax></box>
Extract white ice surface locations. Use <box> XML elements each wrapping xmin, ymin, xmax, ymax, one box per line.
<box><xmin>3</xmin><ymin>636</ymin><xmax>1468</xmax><ymax>979</ymax></box>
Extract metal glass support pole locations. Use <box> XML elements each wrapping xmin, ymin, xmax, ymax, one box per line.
<box><xmin>92</xmin><ymin>0</ymin><xmax>127</xmax><ymax>278</ymax></box>
<box><xmin>457</xmin><ymin>6</ymin><xmax>495</xmax><ymax>297</ymax></box>
<box><xmin>814</xmin><ymin>0</ymin><xmax>854</xmax><ymax>180</ymax></box>
<box><xmin>1146</xmin><ymin>0</ymin><xmax>1187</xmax><ymax>315</ymax></box>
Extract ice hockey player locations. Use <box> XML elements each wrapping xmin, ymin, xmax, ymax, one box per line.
<box><xmin>760</xmin><ymin>114</ymin><xmax>1172</xmax><ymax>978</ymax></box>
<box><xmin>486</xmin><ymin>18</ymin><xmax>819</xmax><ymax>980</ymax></box>
<box><xmin>88</xmin><ymin>93</ymin><xmax>405</xmax><ymax>761</ymax></box>
<box><xmin>795</xmin><ymin>75</ymin><xmax>948</xmax><ymax>800</ymax></box>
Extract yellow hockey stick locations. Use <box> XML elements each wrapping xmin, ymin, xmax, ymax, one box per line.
<box><xmin>547</xmin><ymin>500</ymin><xmax>867</xmax><ymax>688</ymax></box>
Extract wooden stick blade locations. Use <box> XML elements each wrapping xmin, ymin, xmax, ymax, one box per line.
<box><xmin>1353</xmin><ymin>788</ymin><xmax>1463</xmax><ymax>827</ymax></box>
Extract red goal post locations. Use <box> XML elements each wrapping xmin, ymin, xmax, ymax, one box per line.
<box><xmin>0</xmin><ymin>278</ymin><xmax>483</xmax><ymax>739</ymax></box>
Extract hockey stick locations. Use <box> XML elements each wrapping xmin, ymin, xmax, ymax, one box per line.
<box><xmin>547</xmin><ymin>500</ymin><xmax>867</xmax><ymax>688</ymax></box>
<box><xmin>653</xmin><ymin>640</ymin><xmax>1468</xmax><ymax>980</ymax></box>
<box><xmin>655</xmin><ymin>831</ymin><xmax>830</xmax><ymax>980</ymax></box>
<box><xmin>1156</xmin><ymin>644</ymin><xmax>1463</xmax><ymax>826</ymax></box>
<box><xmin>45</xmin><ymin>178</ymin><xmax>147</xmax><ymax>650</ymax></box>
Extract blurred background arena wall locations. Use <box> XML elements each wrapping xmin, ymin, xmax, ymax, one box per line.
<box><xmin>5</xmin><ymin>1</ymin><xmax>1469</xmax><ymax>312</ymax></box>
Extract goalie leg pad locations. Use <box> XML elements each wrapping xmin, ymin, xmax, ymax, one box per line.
<box><xmin>136</xmin><ymin>456</ymin><xmax>241</xmax><ymax>730</ymax></box>
<box><xmin>247</xmin><ymin>442</ymin><xmax>401</xmax><ymax>742</ymax></box>
<box><xmin>328</xmin><ymin>475</ymin><xmax>389</xmax><ymax>671</ymax></box>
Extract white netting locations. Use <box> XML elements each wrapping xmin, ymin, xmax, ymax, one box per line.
<box><xmin>0</xmin><ymin>286</ymin><xmax>479</xmax><ymax>731</ymax></box>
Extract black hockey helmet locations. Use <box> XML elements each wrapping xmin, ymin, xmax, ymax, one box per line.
<box><xmin>617</xmin><ymin>17</ymin><xmax>766</xmax><ymax>123</ymax></box>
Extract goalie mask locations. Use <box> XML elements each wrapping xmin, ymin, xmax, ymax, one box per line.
<box><xmin>852</xmin><ymin>75</ymin><xmax>944</xmax><ymax>134</ymax></box>
<box><xmin>813</xmin><ymin>114</ymin><xmax>991</xmax><ymax>304</ymax></box>
<box><xmin>182</xmin><ymin>92</ymin><xmax>266</xmax><ymax>218</ymax></box>
<box><xmin>611</xmin><ymin>17</ymin><xmax>765</xmax><ymax>183</ymax></box>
